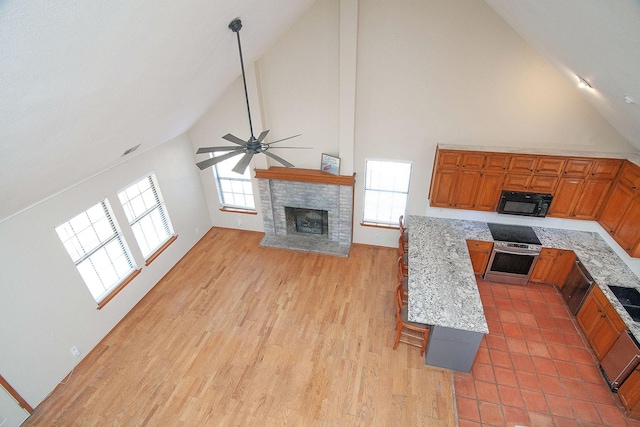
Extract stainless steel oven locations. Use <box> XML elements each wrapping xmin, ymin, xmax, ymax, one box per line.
<box><xmin>483</xmin><ymin>223</ymin><xmax>542</xmax><ymax>285</ymax></box>
<box><xmin>484</xmin><ymin>242</ymin><xmax>541</xmax><ymax>285</ymax></box>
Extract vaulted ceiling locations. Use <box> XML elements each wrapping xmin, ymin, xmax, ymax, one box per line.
<box><xmin>1</xmin><ymin>0</ymin><xmax>639</xmax><ymax>222</ymax></box>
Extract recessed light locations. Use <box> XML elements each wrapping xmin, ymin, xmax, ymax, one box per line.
<box><xmin>625</xmin><ymin>95</ymin><xmax>637</xmax><ymax>104</ymax></box>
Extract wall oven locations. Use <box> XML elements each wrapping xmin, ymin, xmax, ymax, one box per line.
<box><xmin>497</xmin><ymin>191</ymin><xmax>553</xmax><ymax>217</ymax></box>
<box><xmin>483</xmin><ymin>223</ymin><xmax>542</xmax><ymax>286</ymax></box>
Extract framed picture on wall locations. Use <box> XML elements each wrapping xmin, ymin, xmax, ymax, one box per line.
<box><xmin>320</xmin><ymin>153</ymin><xmax>340</xmax><ymax>175</ymax></box>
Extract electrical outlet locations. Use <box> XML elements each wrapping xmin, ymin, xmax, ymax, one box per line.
<box><xmin>70</xmin><ymin>346</ymin><xmax>81</xmax><ymax>357</ymax></box>
<box><xmin>195</xmin><ymin>227</ymin><xmax>199</xmax><ymax>235</ymax></box>
<box><xmin>237</xmin><ymin>219</ymin><xmax>242</xmax><ymax>226</ymax></box>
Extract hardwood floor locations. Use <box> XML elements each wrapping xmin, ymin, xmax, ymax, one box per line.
<box><xmin>24</xmin><ymin>228</ymin><xmax>455</xmax><ymax>426</ymax></box>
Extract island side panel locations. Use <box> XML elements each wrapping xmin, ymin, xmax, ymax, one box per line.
<box><xmin>425</xmin><ymin>325</ymin><xmax>483</xmax><ymax>373</ymax></box>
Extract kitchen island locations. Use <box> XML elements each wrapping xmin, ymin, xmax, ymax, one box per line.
<box><xmin>408</xmin><ymin>214</ymin><xmax>640</xmax><ymax>372</ymax></box>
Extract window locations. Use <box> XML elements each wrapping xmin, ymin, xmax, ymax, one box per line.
<box><xmin>118</xmin><ymin>173</ymin><xmax>174</xmax><ymax>260</ymax></box>
<box><xmin>212</xmin><ymin>152</ymin><xmax>255</xmax><ymax>210</ymax></box>
<box><xmin>363</xmin><ymin>159</ymin><xmax>412</xmax><ymax>225</ymax></box>
<box><xmin>55</xmin><ymin>200</ymin><xmax>135</xmax><ymax>303</ymax></box>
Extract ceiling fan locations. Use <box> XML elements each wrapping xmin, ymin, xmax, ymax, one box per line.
<box><xmin>196</xmin><ymin>18</ymin><xmax>309</xmax><ymax>175</ymax></box>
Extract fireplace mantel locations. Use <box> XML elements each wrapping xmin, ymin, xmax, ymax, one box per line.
<box><xmin>255</xmin><ymin>167</ymin><xmax>355</xmax><ymax>186</ymax></box>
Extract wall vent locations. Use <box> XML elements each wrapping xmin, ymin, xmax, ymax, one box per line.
<box><xmin>121</xmin><ymin>144</ymin><xmax>141</xmax><ymax>157</ymax></box>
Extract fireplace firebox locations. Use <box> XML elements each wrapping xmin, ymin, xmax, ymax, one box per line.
<box><xmin>285</xmin><ymin>207</ymin><xmax>328</xmax><ymax>236</ymax></box>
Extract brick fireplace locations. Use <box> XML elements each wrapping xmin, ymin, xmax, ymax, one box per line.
<box><xmin>256</xmin><ymin>167</ymin><xmax>355</xmax><ymax>257</ymax></box>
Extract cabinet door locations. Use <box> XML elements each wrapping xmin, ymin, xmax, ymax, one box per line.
<box><xmin>475</xmin><ymin>172</ymin><xmax>505</xmax><ymax>211</ymax></box>
<box><xmin>503</xmin><ymin>173</ymin><xmax>531</xmax><ymax>191</ymax></box>
<box><xmin>430</xmin><ymin>169</ymin><xmax>457</xmax><ymax>207</ymax></box>
<box><xmin>466</xmin><ymin>240</ymin><xmax>493</xmax><ymax>276</ymax></box>
<box><xmin>437</xmin><ymin>151</ymin><xmax>462</xmax><ymax>169</ymax></box>
<box><xmin>536</xmin><ymin>157</ymin><xmax>566</xmax><ymax>175</ymax></box>
<box><xmin>452</xmin><ymin>171</ymin><xmax>481</xmax><ymax>209</ymax></box>
<box><xmin>460</xmin><ymin>152</ymin><xmax>485</xmax><ymax>170</ymax></box>
<box><xmin>546</xmin><ymin>250</ymin><xmax>576</xmax><ymax>288</ymax></box>
<box><xmin>572</xmin><ymin>179</ymin><xmax>613</xmax><ymax>220</ymax></box>
<box><xmin>619</xmin><ymin>161</ymin><xmax>640</xmax><ymax>191</ymax></box>
<box><xmin>618</xmin><ymin>368</ymin><xmax>640</xmax><ymax>411</ymax></box>
<box><xmin>577</xmin><ymin>291</ymin><xmax>602</xmax><ymax>337</ymax></box>
<box><xmin>509</xmin><ymin>155</ymin><xmax>537</xmax><ymax>173</ymax></box>
<box><xmin>529</xmin><ymin>175</ymin><xmax>559</xmax><ymax>193</ymax></box>
<box><xmin>614</xmin><ymin>196</ymin><xmax>640</xmax><ymax>257</ymax></box>
<box><xmin>599</xmin><ymin>182</ymin><xmax>635</xmax><ymax>234</ymax></box>
<box><xmin>484</xmin><ymin>153</ymin><xmax>510</xmax><ymax>171</ymax></box>
<box><xmin>529</xmin><ymin>248</ymin><xmax>557</xmax><ymax>283</ymax></box>
<box><xmin>548</xmin><ymin>178</ymin><xmax>584</xmax><ymax>217</ymax></box>
<box><xmin>589</xmin><ymin>159</ymin><xmax>623</xmax><ymax>180</ymax></box>
<box><xmin>563</xmin><ymin>159</ymin><xmax>593</xmax><ymax>178</ymax></box>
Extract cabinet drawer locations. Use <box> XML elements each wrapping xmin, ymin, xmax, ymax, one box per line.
<box><xmin>467</xmin><ymin>240</ymin><xmax>493</xmax><ymax>251</ymax></box>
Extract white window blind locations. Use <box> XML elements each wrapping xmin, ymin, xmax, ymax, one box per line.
<box><xmin>363</xmin><ymin>159</ymin><xmax>412</xmax><ymax>225</ymax></box>
<box><xmin>213</xmin><ymin>152</ymin><xmax>255</xmax><ymax>210</ymax></box>
<box><xmin>55</xmin><ymin>200</ymin><xmax>135</xmax><ymax>302</ymax></box>
<box><xmin>118</xmin><ymin>173</ymin><xmax>174</xmax><ymax>259</ymax></box>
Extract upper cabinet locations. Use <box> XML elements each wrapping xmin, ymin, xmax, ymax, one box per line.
<box><xmin>429</xmin><ymin>147</ymin><xmax>640</xmax><ymax>258</ymax></box>
<box><xmin>598</xmin><ymin>161</ymin><xmax>640</xmax><ymax>258</ymax></box>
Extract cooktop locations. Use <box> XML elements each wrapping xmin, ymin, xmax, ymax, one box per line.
<box><xmin>487</xmin><ymin>223</ymin><xmax>541</xmax><ymax>246</ymax></box>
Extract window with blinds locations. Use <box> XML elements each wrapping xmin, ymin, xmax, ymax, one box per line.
<box><xmin>363</xmin><ymin>159</ymin><xmax>412</xmax><ymax>225</ymax></box>
<box><xmin>212</xmin><ymin>152</ymin><xmax>255</xmax><ymax>210</ymax></box>
<box><xmin>118</xmin><ymin>173</ymin><xmax>174</xmax><ymax>259</ymax></box>
<box><xmin>55</xmin><ymin>200</ymin><xmax>135</xmax><ymax>302</ymax></box>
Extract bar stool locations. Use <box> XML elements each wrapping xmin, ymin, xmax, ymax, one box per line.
<box><xmin>399</xmin><ymin>215</ymin><xmax>409</xmax><ymax>252</ymax></box>
<box><xmin>393</xmin><ymin>283</ymin><xmax>430</xmax><ymax>356</ymax></box>
<box><xmin>398</xmin><ymin>236</ymin><xmax>408</xmax><ymax>277</ymax></box>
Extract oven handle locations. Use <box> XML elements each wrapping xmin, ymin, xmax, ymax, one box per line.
<box><xmin>492</xmin><ymin>248</ymin><xmax>539</xmax><ymax>256</ymax></box>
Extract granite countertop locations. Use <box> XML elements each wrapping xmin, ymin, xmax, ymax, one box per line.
<box><xmin>407</xmin><ymin>215</ymin><xmax>640</xmax><ymax>341</ymax></box>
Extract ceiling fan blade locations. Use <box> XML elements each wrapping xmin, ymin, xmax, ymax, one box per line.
<box><xmin>257</xmin><ymin>130</ymin><xmax>270</xmax><ymax>142</ymax></box>
<box><xmin>263</xmin><ymin>151</ymin><xmax>295</xmax><ymax>168</ymax></box>
<box><xmin>222</xmin><ymin>133</ymin><xmax>248</xmax><ymax>145</ymax></box>
<box><xmin>196</xmin><ymin>146</ymin><xmax>245</xmax><ymax>154</ymax></box>
<box><xmin>265</xmin><ymin>134</ymin><xmax>302</xmax><ymax>145</ymax></box>
<box><xmin>232</xmin><ymin>152</ymin><xmax>254</xmax><ymax>174</ymax></box>
<box><xmin>196</xmin><ymin>150</ymin><xmax>244</xmax><ymax>170</ymax></box>
<box><xmin>265</xmin><ymin>146</ymin><xmax>312</xmax><ymax>149</ymax></box>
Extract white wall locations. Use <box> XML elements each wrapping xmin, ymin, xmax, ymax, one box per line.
<box><xmin>0</xmin><ymin>133</ymin><xmax>210</xmax><ymax>407</ymax></box>
<box><xmin>191</xmin><ymin>0</ymin><xmax>637</xmax><ymax>249</ymax></box>
<box><xmin>351</xmin><ymin>0</ymin><xmax>637</xmax><ymax>247</ymax></box>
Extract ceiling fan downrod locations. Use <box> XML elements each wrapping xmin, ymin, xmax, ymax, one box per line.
<box><xmin>228</xmin><ymin>18</ymin><xmax>256</xmax><ymax>142</ymax></box>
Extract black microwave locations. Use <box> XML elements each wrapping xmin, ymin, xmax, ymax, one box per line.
<box><xmin>496</xmin><ymin>191</ymin><xmax>553</xmax><ymax>217</ymax></box>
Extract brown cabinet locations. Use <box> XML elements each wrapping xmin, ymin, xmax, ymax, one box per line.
<box><xmin>619</xmin><ymin>162</ymin><xmax>640</xmax><ymax>191</ymax></box>
<box><xmin>589</xmin><ymin>159</ymin><xmax>623</xmax><ymax>180</ymax></box>
<box><xmin>437</xmin><ymin>151</ymin><xmax>462</xmax><ymax>169</ymax></box>
<box><xmin>599</xmin><ymin>182</ymin><xmax>635</xmax><ymax>233</ymax></box>
<box><xmin>430</xmin><ymin>169</ymin><xmax>458</xmax><ymax>207</ymax></box>
<box><xmin>508</xmin><ymin>155</ymin><xmax>537</xmax><ymax>173</ymax></box>
<box><xmin>452</xmin><ymin>170</ymin><xmax>482</xmax><ymax>209</ymax></box>
<box><xmin>563</xmin><ymin>159</ymin><xmax>593</xmax><ymax>178</ymax></box>
<box><xmin>529</xmin><ymin>174</ymin><xmax>559</xmax><ymax>193</ymax></box>
<box><xmin>615</xmin><ymin>196</ymin><xmax>640</xmax><ymax>257</ymax></box>
<box><xmin>529</xmin><ymin>248</ymin><xmax>575</xmax><ymax>287</ymax></box>
<box><xmin>572</xmin><ymin>179</ymin><xmax>613</xmax><ymax>220</ymax></box>
<box><xmin>503</xmin><ymin>173</ymin><xmax>531</xmax><ymax>191</ymax></box>
<box><xmin>460</xmin><ymin>152</ymin><xmax>485</xmax><ymax>170</ymax></box>
<box><xmin>535</xmin><ymin>157</ymin><xmax>566</xmax><ymax>175</ymax></box>
<box><xmin>475</xmin><ymin>172</ymin><xmax>505</xmax><ymax>211</ymax></box>
<box><xmin>466</xmin><ymin>240</ymin><xmax>493</xmax><ymax>276</ymax></box>
<box><xmin>577</xmin><ymin>285</ymin><xmax>627</xmax><ymax>360</ymax></box>
<box><xmin>618</xmin><ymin>367</ymin><xmax>640</xmax><ymax>417</ymax></box>
<box><xmin>548</xmin><ymin>178</ymin><xmax>584</xmax><ymax>217</ymax></box>
<box><xmin>484</xmin><ymin>153</ymin><xmax>510</xmax><ymax>171</ymax></box>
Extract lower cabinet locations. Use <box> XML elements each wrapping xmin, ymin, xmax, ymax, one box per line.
<box><xmin>577</xmin><ymin>285</ymin><xmax>627</xmax><ymax>361</ymax></box>
<box><xmin>466</xmin><ymin>240</ymin><xmax>493</xmax><ymax>276</ymax></box>
<box><xmin>529</xmin><ymin>248</ymin><xmax>575</xmax><ymax>287</ymax></box>
<box><xmin>618</xmin><ymin>367</ymin><xmax>640</xmax><ymax>417</ymax></box>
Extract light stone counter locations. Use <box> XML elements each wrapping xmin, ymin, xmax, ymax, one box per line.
<box><xmin>406</xmin><ymin>214</ymin><xmax>640</xmax><ymax>343</ymax></box>
<box><xmin>407</xmin><ymin>216</ymin><xmax>490</xmax><ymax>334</ymax></box>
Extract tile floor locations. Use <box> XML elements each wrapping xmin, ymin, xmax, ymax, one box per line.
<box><xmin>454</xmin><ymin>278</ymin><xmax>640</xmax><ymax>427</ymax></box>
